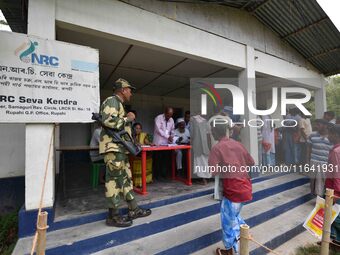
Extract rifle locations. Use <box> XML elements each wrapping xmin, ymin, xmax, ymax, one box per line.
<box><xmin>92</xmin><ymin>113</ymin><xmax>142</xmax><ymax>156</ymax></box>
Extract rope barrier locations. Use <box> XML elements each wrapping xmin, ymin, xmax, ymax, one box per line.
<box><xmin>30</xmin><ymin>124</ymin><xmax>55</xmax><ymax>255</ymax></box>
<box><xmin>325</xmin><ymin>240</ymin><xmax>340</xmax><ymax>248</ymax></box>
<box><xmin>244</xmin><ymin>234</ymin><xmax>281</xmax><ymax>255</ymax></box>
<box><xmin>36</xmin><ymin>225</ymin><xmax>49</xmax><ymax>231</ymax></box>
<box><xmin>315</xmin><ymin>236</ymin><xmax>340</xmax><ymax>248</ymax></box>
<box><xmin>247</xmin><ymin>233</ymin><xmax>340</xmax><ymax>254</ymax></box>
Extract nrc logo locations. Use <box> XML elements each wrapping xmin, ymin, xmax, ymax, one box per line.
<box><xmin>31</xmin><ymin>53</ymin><xmax>59</xmax><ymax>66</ymax></box>
<box><xmin>15</xmin><ymin>40</ymin><xmax>59</xmax><ymax>67</ymax></box>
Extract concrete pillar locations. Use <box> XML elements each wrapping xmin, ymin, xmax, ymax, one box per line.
<box><xmin>238</xmin><ymin>46</ymin><xmax>259</xmax><ymax>164</ymax></box>
<box><xmin>25</xmin><ymin>0</ymin><xmax>56</xmax><ymax>210</ymax></box>
<box><xmin>315</xmin><ymin>82</ymin><xmax>327</xmax><ymax>119</ymax></box>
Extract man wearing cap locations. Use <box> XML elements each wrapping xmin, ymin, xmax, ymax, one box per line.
<box><xmin>306</xmin><ymin>119</ymin><xmax>333</xmax><ymax>197</ymax></box>
<box><xmin>100</xmin><ymin>78</ymin><xmax>151</xmax><ymax>227</ymax></box>
<box><xmin>174</xmin><ymin>118</ymin><xmax>190</xmax><ymax>174</ymax></box>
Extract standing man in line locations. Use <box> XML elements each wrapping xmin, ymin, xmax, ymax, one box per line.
<box><xmin>208</xmin><ymin>115</ymin><xmax>254</xmax><ymax>255</ymax></box>
<box><xmin>298</xmin><ymin>112</ymin><xmax>312</xmax><ymax>165</ymax></box>
<box><xmin>261</xmin><ymin>114</ymin><xmax>276</xmax><ymax>166</ymax></box>
<box><xmin>325</xmin><ymin>125</ymin><xmax>340</xmax><ymax>244</ymax></box>
<box><xmin>324</xmin><ymin>111</ymin><xmax>337</xmax><ymax>124</ymax></box>
<box><xmin>100</xmin><ymin>78</ymin><xmax>151</xmax><ymax>227</ymax></box>
<box><xmin>306</xmin><ymin>119</ymin><xmax>333</xmax><ymax>197</ymax></box>
<box><xmin>153</xmin><ymin>107</ymin><xmax>175</xmax><ymax>179</ymax></box>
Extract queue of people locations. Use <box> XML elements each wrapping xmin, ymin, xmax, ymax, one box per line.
<box><xmin>93</xmin><ymin>77</ymin><xmax>339</xmax><ymax>255</ymax></box>
<box><xmin>278</xmin><ymin>109</ymin><xmax>338</xmax><ymax>198</ymax></box>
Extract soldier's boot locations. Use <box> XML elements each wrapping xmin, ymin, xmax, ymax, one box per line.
<box><xmin>128</xmin><ymin>207</ymin><xmax>152</xmax><ymax>220</ymax></box>
<box><xmin>106</xmin><ymin>208</ymin><xmax>133</xmax><ymax>228</ymax></box>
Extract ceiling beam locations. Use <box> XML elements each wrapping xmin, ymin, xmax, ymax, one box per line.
<box><xmin>136</xmin><ymin>58</ymin><xmax>188</xmax><ymax>92</ymax></box>
<box><xmin>281</xmin><ymin>17</ymin><xmax>328</xmax><ymax>39</ymax></box>
<box><xmin>325</xmin><ymin>69</ymin><xmax>340</xmax><ymax>77</ymax></box>
<box><xmin>103</xmin><ymin>44</ymin><xmax>133</xmax><ymax>88</ymax></box>
<box><xmin>240</xmin><ymin>0</ymin><xmax>254</xmax><ymax>10</ymax></box>
<box><xmin>307</xmin><ymin>47</ymin><xmax>340</xmax><ymax>60</ymax></box>
<box><xmin>100</xmin><ymin>62</ymin><xmax>163</xmax><ymax>75</ymax></box>
<box><xmin>251</xmin><ymin>0</ymin><xmax>272</xmax><ymax>14</ymax></box>
<box><xmin>0</xmin><ymin>1</ymin><xmax>21</xmax><ymax>9</ymax></box>
<box><xmin>161</xmin><ymin>83</ymin><xmax>187</xmax><ymax>97</ymax></box>
<box><xmin>161</xmin><ymin>67</ymin><xmax>227</xmax><ymax>96</ymax></box>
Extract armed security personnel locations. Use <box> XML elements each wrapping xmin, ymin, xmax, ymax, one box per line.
<box><xmin>100</xmin><ymin>78</ymin><xmax>151</xmax><ymax>227</ymax></box>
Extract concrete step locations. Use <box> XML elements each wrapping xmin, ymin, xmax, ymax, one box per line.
<box><xmin>192</xmin><ymin>190</ymin><xmax>315</xmax><ymax>255</ymax></box>
<box><xmin>274</xmin><ymin>230</ymin><xmax>317</xmax><ymax>255</ymax></box>
<box><xmin>95</xmin><ymin>183</ymin><xmax>312</xmax><ymax>255</ymax></box>
<box><xmin>12</xmin><ymin>174</ymin><xmax>309</xmax><ymax>255</ymax></box>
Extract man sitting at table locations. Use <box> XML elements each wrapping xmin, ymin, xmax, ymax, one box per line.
<box><xmin>174</xmin><ymin>118</ymin><xmax>190</xmax><ymax>175</ymax></box>
<box><xmin>152</xmin><ymin>107</ymin><xmax>175</xmax><ymax>179</ymax></box>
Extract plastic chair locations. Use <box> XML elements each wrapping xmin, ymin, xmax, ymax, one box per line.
<box><xmin>91</xmin><ymin>162</ymin><xmax>105</xmax><ymax>189</ymax></box>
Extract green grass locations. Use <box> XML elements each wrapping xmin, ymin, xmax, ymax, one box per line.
<box><xmin>295</xmin><ymin>244</ymin><xmax>340</xmax><ymax>255</ymax></box>
<box><xmin>0</xmin><ymin>211</ymin><xmax>18</xmax><ymax>255</ymax></box>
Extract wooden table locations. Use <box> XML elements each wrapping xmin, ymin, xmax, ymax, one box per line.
<box><xmin>56</xmin><ymin>146</ymin><xmax>99</xmax><ymax>200</ymax></box>
<box><xmin>133</xmin><ymin>145</ymin><xmax>192</xmax><ymax>195</ymax></box>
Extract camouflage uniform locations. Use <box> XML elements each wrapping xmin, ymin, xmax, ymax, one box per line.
<box><xmin>99</xmin><ymin>81</ymin><xmax>135</xmax><ymax>210</ymax></box>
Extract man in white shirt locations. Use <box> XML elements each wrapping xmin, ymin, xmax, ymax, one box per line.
<box><xmin>153</xmin><ymin>107</ymin><xmax>175</xmax><ymax>179</ymax></box>
<box><xmin>153</xmin><ymin>107</ymin><xmax>175</xmax><ymax>145</ymax></box>
<box><xmin>174</xmin><ymin>118</ymin><xmax>190</xmax><ymax>173</ymax></box>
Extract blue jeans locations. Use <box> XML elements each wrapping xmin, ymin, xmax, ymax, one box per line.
<box><xmin>221</xmin><ymin>198</ymin><xmax>245</xmax><ymax>253</ymax></box>
<box><xmin>294</xmin><ymin>143</ymin><xmax>301</xmax><ymax>164</ymax></box>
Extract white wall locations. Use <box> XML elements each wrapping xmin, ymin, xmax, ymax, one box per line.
<box><xmin>123</xmin><ymin>0</ymin><xmax>316</xmax><ymax>72</ymax></box>
<box><xmin>0</xmin><ymin>124</ymin><xmax>25</xmax><ymax>178</ymax></box>
<box><xmin>55</xmin><ymin>0</ymin><xmax>323</xmax><ymax>88</ymax></box>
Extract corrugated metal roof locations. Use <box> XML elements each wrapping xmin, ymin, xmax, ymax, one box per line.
<box><xmin>244</xmin><ymin>0</ymin><xmax>340</xmax><ymax>76</ymax></box>
<box><xmin>160</xmin><ymin>0</ymin><xmax>340</xmax><ymax>76</ymax></box>
<box><xmin>2</xmin><ymin>0</ymin><xmax>340</xmax><ymax>75</ymax></box>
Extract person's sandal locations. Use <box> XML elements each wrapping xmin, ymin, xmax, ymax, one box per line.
<box><xmin>216</xmin><ymin>248</ymin><xmax>233</xmax><ymax>255</ymax></box>
<box><xmin>106</xmin><ymin>215</ymin><xmax>133</xmax><ymax>227</ymax></box>
<box><xmin>128</xmin><ymin>207</ymin><xmax>152</xmax><ymax>220</ymax></box>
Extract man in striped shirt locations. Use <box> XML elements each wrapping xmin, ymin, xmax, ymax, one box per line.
<box><xmin>325</xmin><ymin>125</ymin><xmax>340</xmax><ymax>243</ymax></box>
<box><xmin>307</xmin><ymin>119</ymin><xmax>333</xmax><ymax>196</ymax></box>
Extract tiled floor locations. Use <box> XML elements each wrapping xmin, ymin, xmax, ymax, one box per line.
<box><xmin>54</xmin><ymin>159</ymin><xmax>214</xmax><ymax>220</ymax></box>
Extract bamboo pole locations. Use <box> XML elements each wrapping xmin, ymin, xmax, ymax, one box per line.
<box><xmin>36</xmin><ymin>211</ymin><xmax>48</xmax><ymax>255</ymax></box>
<box><xmin>320</xmin><ymin>188</ymin><xmax>334</xmax><ymax>255</ymax></box>
<box><xmin>240</xmin><ymin>224</ymin><xmax>250</xmax><ymax>255</ymax></box>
